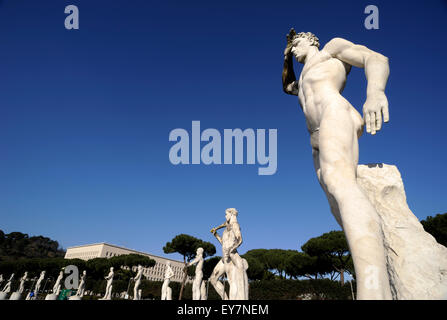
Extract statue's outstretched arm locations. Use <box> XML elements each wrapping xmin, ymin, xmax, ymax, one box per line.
<box><xmin>324</xmin><ymin>37</ymin><xmax>390</xmax><ymax>135</ymax></box>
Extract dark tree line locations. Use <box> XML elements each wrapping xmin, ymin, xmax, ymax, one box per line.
<box><xmin>421</xmin><ymin>213</ymin><xmax>447</xmax><ymax>247</ymax></box>
<box><xmin>242</xmin><ymin>231</ymin><xmax>353</xmax><ymax>284</ymax></box>
<box><xmin>0</xmin><ymin>230</ymin><xmax>65</xmax><ymax>261</ymax></box>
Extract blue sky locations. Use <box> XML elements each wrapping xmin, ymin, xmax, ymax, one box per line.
<box><xmin>0</xmin><ymin>0</ymin><xmax>446</xmax><ymax>263</ymax></box>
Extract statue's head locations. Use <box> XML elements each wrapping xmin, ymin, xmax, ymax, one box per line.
<box><xmin>225</xmin><ymin>208</ymin><xmax>238</xmax><ymax>222</ymax></box>
<box><xmin>110</xmin><ymin>267</ymin><xmax>114</xmax><ymax>272</ymax></box>
<box><xmin>196</xmin><ymin>247</ymin><xmax>204</xmax><ymax>256</ymax></box>
<box><xmin>83</xmin><ymin>270</ymin><xmax>87</xmax><ymax>275</ymax></box>
<box><xmin>290</xmin><ymin>31</ymin><xmax>320</xmax><ymax>63</ymax></box>
<box><xmin>138</xmin><ymin>265</ymin><xmax>143</xmax><ymax>271</ymax></box>
<box><xmin>166</xmin><ymin>261</ymin><xmax>171</xmax><ymax>267</ymax></box>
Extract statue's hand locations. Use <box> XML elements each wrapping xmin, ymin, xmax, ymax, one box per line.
<box><xmin>363</xmin><ymin>91</ymin><xmax>389</xmax><ymax>135</ymax></box>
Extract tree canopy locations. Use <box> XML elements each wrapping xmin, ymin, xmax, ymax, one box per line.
<box><xmin>163</xmin><ymin>233</ymin><xmax>216</xmax><ymax>300</ymax></box>
<box><xmin>0</xmin><ymin>230</ymin><xmax>65</xmax><ymax>261</ymax></box>
<box><xmin>301</xmin><ymin>231</ymin><xmax>353</xmax><ymax>283</ymax></box>
<box><xmin>163</xmin><ymin>234</ymin><xmax>216</xmax><ymax>262</ymax></box>
<box><xmin>421</xmin><ymin>213</ymin><xmax>447</xmax><ymax>247</ymax></box>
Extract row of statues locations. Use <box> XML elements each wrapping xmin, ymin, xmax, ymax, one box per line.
<box><xmin>0</xmin><ymin>269</ymin><xmax>86</xmax><ymax>300</ymax></box>
<box><xmin>0</xmin><ymin>208</ymin><xmax>248</xmax><ymax>300</ymax></box>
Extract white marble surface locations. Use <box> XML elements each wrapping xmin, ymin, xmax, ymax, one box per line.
<box><xmin>357</xmin><ymin>164</ymin><xmax>447</xmax><ymax>299</ymax></box>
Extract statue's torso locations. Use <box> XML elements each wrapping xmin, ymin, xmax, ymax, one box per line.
<box><xmin>298</xmin><ymin>50</ymin><xmax>351</xmax><ymax>132</ymax></box>
<box><xmin>222</xmin><ymin>227</ymin><xmax>238</xmax><ymax>255</ymax></box>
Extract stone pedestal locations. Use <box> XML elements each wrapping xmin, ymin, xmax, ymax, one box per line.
<box><xmin>68</xmin><ymin>295</ymin><xmax>81</xmax><ymax>300</ymax></box>
<box><xmin>45</xmin><ymin>293</ymin><xmax>58</xmax><ymax>300</ymax></box>
<box><xmin>357</xmin><ymin>163</ymin><xmax>447</xmax><ymax>300</ymax></box>
<box><xmin>0</xmin><ymin>292</ymin><xmax>8</xmax><ymax>300</ymax></box>
<box><xmin>9</xmin><ymin>292</ymin><xmax>21</xmax><ymax>300</ymax></box>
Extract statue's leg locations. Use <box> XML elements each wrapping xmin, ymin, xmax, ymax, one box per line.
<box><xmin>161</xmin><ymin>280</ymin><xmax>167</xmax><ymax>300</ymax></box>
<box><xmin>200</xmin><ymin>281</ymin><xmax>207</xmax><ymax>300</ymax></box>
<box><xmin>209</xmin><ymin>260</ymin><xmax>228</xmax><ymax>300</ymax></box>
<box><xmin>317</xmin><ymin>103</ymin><xmax>392</xmax><ymax>300</ymax></box>
<box><xmin>192</xmin><ymin>277</ymin><xmax>200</xmax><ymax>300</ymax></box>
<box><xmin>228</xmin><ymin>253</ymin><xmax>248</xmax><ymax>300</ymax></box>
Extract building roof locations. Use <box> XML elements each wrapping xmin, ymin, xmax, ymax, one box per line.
<box><xmin>66</xmin><ymin>242</ymin><xmax>184</xmax><ymax>264</ymax></box>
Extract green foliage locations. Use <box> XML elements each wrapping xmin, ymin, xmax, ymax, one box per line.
<box><xmin>421</xmin><ymin>213</ymin><xmax>447</xmax><ymax>247</ymax></box>
<box><xmin>163</xmin><ymin>234</ymin><xmax>216</xmax><ymax>262</ymax></box>
<box><xmin>0</xmin><ymin>230</ymin><xmax>65</xmax><ymax>261</ymax></box>
<box><xmin>163</xmin><ymin>234</ymin><xmax>216</xmax><ymax>300</ymax></box>
<box><xmin>301</xmin><ymin>231</ymin><xmax>353</xmax><ymax>282</ymax></box>
<box><xmin>284</xmin><ymin>251</ymin><xmax>318</xmax><ymax>279</ymax></box>
<box><xmin>243</xmin><ymin>249</ymin><xmax>301</xmax><ymax>279</ymax></box>
<box><xmin>202</xmin><ymin>256</ymin><xmax>221</xmax><ymax>280</ymax></box>
<box><xmin>248</xmin><ymin>279</ymin><xmax>353</xmax><ymax>300</ymax></box>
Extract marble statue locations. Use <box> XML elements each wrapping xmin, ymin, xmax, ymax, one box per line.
<box><xmin>8</xmin><ymin>271</ymin><xmax>28</xmax><ymax>300</ymax></box>
<box><xmin>0</xmin><ymin>273</ymin><xmax>14</xmax><ymax>300</ymax></box>
<box><xmin>77</xmin><ymin>270</ymin><xmax>87</xmax><ymax>297</ymax></box>
<box><xmin>133</xmin><ymin>265</ymin><xmax>143</xmax><ymax>300</ymax></box>
<box><xmin>210</xmin><ymin>208</ymin><xmax>249</xmax><ymax>300</ymax></box>
<box><xmin>53</xmin><ymin>270</ymin><xmax>63</xmax><ymax>295</ymax></box>
<box><xmin>101</xmin><ymin>267</ymin><xmax>114</xmax><ymax>300</ymax></box>
<box><xmin>161</xmin><ymin>261</ymin><xmax>174</xmax><ymax>300</ymax></box>
<box><xmin>2</xmin><ymin>273</ymin><xmax>14</xmax><ymax>293</ymax></box>
<box><xmin>19</xmin><ymin>272</ymin><xmax>28</xmax><ymax>294</ymax></box>
<box><xmin>69</xmin><ymin>271</ymin><xmax>87</xmax><ymax>300</ymax></box>
<box><xmin>45</xmin><ymin>270</ymin><xmax>64</xmax><ymax>300</ymax></box>
<box><xmin>186</xmin><ymin>247</ymin><xmax>206</xmax><ymax>300</ymax></box>
<box><xmin>282</xmin><ymin>29</ymin><xmax>447</xmax><ymax>299</ymax></box>
<box><xmin>0</xmin><ymin>274</ymin><xmax>3</xmax><ymax>287</ymax></box>
<box><xmin>27</xmin><ymin>271</ymin><xmax>45</xmax><ymax>300</ymax></box>
<box><xmin>356</xmin><ymin>164</ymin><xmax>447</xmax><ymax>299</ymax></box>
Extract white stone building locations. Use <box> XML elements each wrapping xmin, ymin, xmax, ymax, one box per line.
<box><xmin>64</xmin><ymin>242</ymin><xmax>187</xmax><ymax>282</ymax></box>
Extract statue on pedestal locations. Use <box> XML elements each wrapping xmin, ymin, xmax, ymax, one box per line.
<box><xmin>2</xmin><ymin>273</ymin><xmax>14</xmax><ymax>293</ymax></box>
<box><xmin>186</xmin><ymin>247</ymin><xmax>206</xmax><ymax>300</ymax></box>
<box><xmin>101</xmin><ymin>267</ymin><xmax>114</xmax><ymax>300</ymax></box>
<box><xmin>282</xmin><ymin>29</ymin><xmax>392</xmax><ymax>300</ymax></box>
<box><xmin>133</xmin><ymin>265</ymin><xmax>143</xmax><ymax>300</ymax></box>
<box><xmin>8</xmin><ymin>272</ymin><xmax>28</xmax><ymax>300</ymax></box>
<box><xmin>27</xmin><ymin>271</ymin><xmax>45</xmax><ymax>300</ymax></box>
<box><xmin>52</xmin><ymin>270</ymin><xmax>63</xmax><ymax>295</ymax></box>
<box><xmin>210</xmin><ymin>208</ymin><xmax>249</xmax><ymax>300</ymax></box>
<box><xmin>0</xmin><ymin>273</ymin><xmax>14</xmax><ymax>300</ymax></box>
<box><xmin>18</xmin><ymin>272</ymin><xmax>28</xmax><ymax>294</ymax></box>
<box><xmin>281</xmin><ymin>29</ymin><xmax>447</xmax><ymax>299</ymax></box>
<box><xmin>76</xmin><ymin>270</ymin><xmax>87</xmax><ymax>297</ymax></box>
<box><xmin>161</xmin><ymin>261</ymin><xmax>174</xmax><ymax>300</ymax></box>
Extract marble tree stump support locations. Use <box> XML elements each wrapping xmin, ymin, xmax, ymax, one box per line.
<box><xmin>356</xmin><ymin>164</ymin><xmax>447</xmax><ymax>300</ymax></box>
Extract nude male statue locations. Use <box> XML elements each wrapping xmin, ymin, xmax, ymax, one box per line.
<box><xmin>33</xmin><ymin>271</ymin><xmax>45</xmax><ymax>299</ymax></box>
<box><xmin>2</xmin><ymin>273</ymin><xmax>14</xmax><ymax>293</ymax></box>
<box><xmin>186</xmin><ymin>247</ymin><xmax>205</xmax><ymax>300</ymax></box>
<box><xmin>52</xmin><ymin>270</ymin><xmax>63</xmax><ymax>295</ymax></box>
<box><xmin>282</xmin><ymin>29</ymin><xmax>391</xmax><ymax>299</ymax></box>
<box><xmin>133</xmin><ymin>265</ymin><xmax>143</xmax><ymax>300</ymax></box>
<box><xmin>76</xmin><ymin>270</ymin><xmax>87</xmax><ymax>297</ymax></box>
<box><xmin>210</xmin><ymin>208</ymin><xmax>248</xmax><ymax>300</ymax></box>
<box><xmin>19</xmin><ymin>272</ymin><xmax>28</xmax><ymax>294</ymax></box>
<box><xmin>161</xmin><ymin>261</ymin><xmax>174</xmax><ymax>300</ymax></box>
<box><xmin>101</xmin><ymin>267</ymin><xmax>114</xmax><ymax>300</ymax></box>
